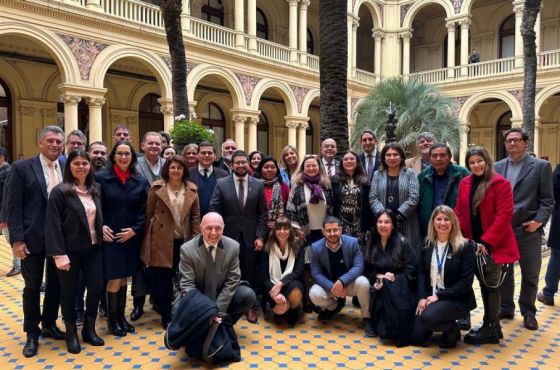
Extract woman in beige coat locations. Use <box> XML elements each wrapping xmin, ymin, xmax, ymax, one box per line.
<box><xmin>141</xmin><ymin>155</ymin><xmax>201</xmax><ymax>328</ymax></box>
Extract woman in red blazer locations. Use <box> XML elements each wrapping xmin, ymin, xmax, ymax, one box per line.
<box><xmin>455</xmin><ymin>146</ymin><xmax>519</xmax><ymax>345</ymax></box>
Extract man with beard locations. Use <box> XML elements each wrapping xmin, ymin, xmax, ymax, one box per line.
<box><xmin>213</xmin><ymin>139</ymin><xmax>237</xmax><ymax>174</ymax></box>
<box><xmin>209</xmin><ymin>150</ymin><xmax>267</xmax><ymax>323</ymax></box>
<box><xmin>88</xmin><ymin>142</ymin><xmax>108</xmax><ymax>173</ymax></box>
<box><xmin>405</xmin><ymin>132</ymin><xmax>436</xmax><ymax>174</ymax></box>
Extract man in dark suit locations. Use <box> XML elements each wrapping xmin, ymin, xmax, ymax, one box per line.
<box><xmin>495</xmin><ymin>128</ymin><xmax>554</xmax><ymax>330</ymax></box>
<box><xmin>7</xmin><ymin>125</ymin><xmax>66</xmax><ymax>357</ymax></box>
<box><xmin>188</xmin><ymin>141</ymin><xmax>228</xmax><ymax>216</ymax></box>
<box><xmin>213</xmin><ymin>139</ymin><xmax>237</xmax><ymax>174</ymax></box>
<box><xmin>177</xmin><ymin>212</ymin><xmax>256</xmax><ymax>324</ymax></box>
<box><xmin>209</xmin><ymin>150</ymin><xmax>267</xmax><ymax>323</ymax></box>
<box><xmin>320</xmin><ymin>138</ymin><xmax>339</xmax><ymax>177</ymax></box>
<box><xmin>357</xmin><ymin>129</ymin><xmax>380</xmax><ymax>181</ymax></box>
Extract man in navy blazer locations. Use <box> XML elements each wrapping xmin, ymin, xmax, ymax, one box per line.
<box><xmin>357</xmin><ymin>129</ymin><xmax>380</xmax><ymax>181</ymax></box>
<box><xmin>309</xmin><ymin>216</ymin><xmax>374</xmax><ymax>336</ymax></box>
<box><xmin>7</xmin><ymin>125</ymin><xmax>66</xmax><ymax>357</ymax></box>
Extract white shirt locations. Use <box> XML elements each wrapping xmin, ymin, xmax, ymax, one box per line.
<box><xmin>39</xmin><ymin>154</ymin><xmax>62</xmax><ymax>195</ymax></box>
<box><xmin>364</xmin><ymin>150</ymin><xmax>378</xmax><ymax>173</ymax></box>
<box><xmin>203</xmin><ymin>240</ymin><xmax>217</xmax><ymax>261</ymax></box>
<box><xmin>233</xmin><ymin>174</ymin><xmax>249</xmax><ymax>205</ymax></box>
<box><xmin>198</xmin><ymin>164</ymin><xmax>214</xmax><ymax>177</ymax></box>
<box><xmin>146</xmin><ymin>156</ymin><xmax>163</xmax><ymax>175</ymax></box>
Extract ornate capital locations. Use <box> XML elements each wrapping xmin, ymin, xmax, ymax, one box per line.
<box><xmin>300</xmin><ymin>0</ymin><xmax>310</xmax><ymax>9</ymax></box>
<box><xmin>372</xmin><ymin>29</ymin><xmax>385</xmax><ymax>40</ymax></box>
<box><xmin>446</xmin><ymin>21</ymin><xmax>457</xmax><ymax>32</ymax></box>
<box><xmin>286</xmin><ymin>121</ymin><xmax>299</xmax><ymax>129</ymax></box>
<box><xmin>399</xmin><ymin>30</ymin><xmax>413</xmax><ymax>40</ymax></box>
<box><xmin>248</xmin><ymin>117</ymin><xmax>259</xmax><ymax>126</ymax></box>
<box><xmin>513</xmin><ymin>3</ymin><xmax>524</xmax><ymax>17</ymax></box>
<box><xmin>232</xmin><ymin>115</ymin><xmax>247</xmax><ymax>125</ymax></box>
<box><xmin>459</xmin><ymin>18</ymin><xmax>471</xmax><ymax>28</ymax></box>
<box><xmin>299</xmin><ymin>121</ymin><xmax>309</xmax><ymax>130</ymax></box>
<box><xmin>86</xmin><ymin>97</ymin><xmax>106</xmax><ymax>107</ymax></box>
<box><xmin>352</xmin><ymin>17</ymin><xmax>360</xmax><ymax>28</ymax></box>
<box><xmin>161</xmin><ymin>107</ymin><xmax>174</xmax><ymax>115</ymax></box>
<box><xmin>459</xmin><ymin>123</ymin><xmax>470</xmax><ymax>134</ymax></box>
<box><xmin>61</xmin><ymin>94</ymin><xmax>81</xmax><ymax>105</ymax></box>
<box><xmin>287</xmin><ymin>0</ymin><xmax>298</xmax><ymax>6</ymax></box>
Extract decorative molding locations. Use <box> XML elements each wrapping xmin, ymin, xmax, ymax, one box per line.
<box><xmin>286</xmin><ymin>121</ymin><xmax>299</xmax><ymax>129</ymax></box>
<box><xmin>40</xmin><ymin>108</ymin><xmax>56</xmax><ymax>118</ymax></box>
<box><xmin>59</xmin><ymin>35</ymin><xmax>107</xmax><ymax>80</ymax></box>
<box><xmin>453</xmin><ymin>96</ymin><xmax>469</xmax><ymax>117</ymax></box>
<box><xmin>450</xmin><ymin>0</ymin><xmax>463</xmax><ymax>14</ymax></box>
<box><xmin>509</xmin><ymin>90</ymin><xmax>524</xmax><ymax>109</ymax></box>
<box><xmin>19</xmin><ymin>106</ymin><xmax>35</xmax><ymax>116</ymax></box>
<box><xmin>236</xmin><ymin>73</ymin><xmax>261</xmax><ymax>106</ymax></box>
<box><xmin>400</xmin><ymin>4</ymin><xmax>411</xmax><ymax>27</ymax></box>
<box><xmin>86</xmin><ymin>97</ymin><xmax>106</xmax><ymax>106</ymax></box>
<box><xmin>378</xmin><ymin>4</ymin><xmax>384</xmax><ymax>22</ymax></box>
<box><xmin>61</xmin><ymin>94</ymin><xmax>81</xmax><ymax>105</ymax></box>
<box><xmin>291</xmin><ymin>85</ymin><xmax>310</xmax><ymax>113</ymax></box>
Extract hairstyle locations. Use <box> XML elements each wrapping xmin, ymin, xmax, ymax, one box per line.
<box><xmin>142</xmin><ymin>131</ymin><xmax>162</xmax><ymax>143</ymax></box>
<box><xmin>333</xmin><ymin>150</ymin><xmax>369</xmax><ymax>186</ymax></box>
<box><xmin>280</xmin><ymin>145</ymin><xmax>299</xmax><ymax>170</ymax></box>
<box><xmin>322</xmin><ymin>215</ymin><xmax>342</xmax><ymax>228</ymax></box>
<box><xmin>265</xmin><ymin>216</ymin><xmax>299</xmax><ymax>255</ymax></box>
<box><xmin>198</xmin><ymin>141</ymin><xmax>215</xmax><ymax>153</ymax></box>
<box><xmin>425</xmin><ymin>205</ymin><xmax>466</xmax><ymax>255</ymax></box>
<box><xmin>465</xmin><ymin>146</ymin><xmax>494</xmax><ymax>213</ymax></box>
<box><xmin>88</xmin><ymin>141</ymin><xmax>107</xmax><ymax>152</ymax></box>
<box><xmin>60</xmin><ymin>149</ymin><xmax>99</xmax><ymax>196</ymax></box>
<box><xmin>429</xmin><ymin>143</ymin><xmax>452</xmax><ymax>158</ymax></box>
<box><xmin>291</xmin><ymin>154</ymin><xmax>330</xmax><ymax>189</ymax></box>
<box><xmin>255</xmin><ymin>156</ymin><xmax>283</xmax><ymax>184</ymax></box>
<box><xmin>380</xmin><ymin>143</ymin><xmax>406</xmax><ymax>170</ymax></box>
<box><xmin>112</xmin><ymin>124</ymin><xmax>129</xmax><ymax>135</ymax></box>
<box><xmin>231</xmin><ymin>150</ymin><xmax>247</xmax><ymax>161</ymax></box>
<box><xmin>365</xmin><ymin>210</ymin><xmax>404</xmax><ymax>266</ymax></box>
<box><xmin>360</xmin><ymin>129</ymin><xmax>378</xmax><ymax>142</ymax></box>
<box><xmin>181</xmin><ymin>143</ymin><xmax>198</xmax><ymax>157</ymax></box>
<box><xmin>109</xmin><ymin>140</ymin><xmax>139</xmax><ymax>175</ymax></box>
<box><xmin>248</xmin><ymin>150</ymin><xmax>264</xmax><ymax>169</ymax></box>
<box><xmin>162</xmin><ymin>146</ymin><xmax>178</xmax><ymax>157</ymax></box>
<box><xmin>416</xmin><ymin>132</ymin><xmax>436</xmax><ymax>145</ymax></box>
<box><xmin>40</xmin><ymin>125</ymin><xmax>64</xmax><ymax>140</ymax></box>
<box><xmin>503</xmin><ymin>127</ymin><xmax>529</xmax><ymax>141</ymax></box>
<box><xmin>221</xmin><ymin>138</ymin><xmax>236</xmax><ymax>149</ymax></box>
<box><xmin>66</xmin><ymin>130</ymin><xmax>87</xmax><ymax>145</ymax></box>
<box><xmin>159</xmin><ymin>131</ymin><xmax>171</xmax><ymax>144</ymax></box>
<box><xmin>160</xmin><ymin>155</ymin><xmax>190</xmax><ymax>182</ymax></box>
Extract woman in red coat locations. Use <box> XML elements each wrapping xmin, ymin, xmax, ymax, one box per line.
<box><xmin>455</xmin><ymin>146</ymin><xmax>519</xmax><ymax>345</ymax></box>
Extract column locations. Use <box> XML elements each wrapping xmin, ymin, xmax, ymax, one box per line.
<box><xmin>61</xmin><ymin>94</ymin><xmax>80</xmax><ymax>137</ymax></box>
<box><xmin>460</xmin><ymin>18</ymin><xmax>470</xmax><ymax>77</ymax></box>
<box><xmin>298</xmin><ymin>121</ymin><xmax>308</xmax><ymax>155</ymax></box>
<box><xmin>351</xmin><ymin>17</ymin><xmax>359</xmax><ymax>78</ymax></box>
<box><xmin>86</xmin><ymin>97</ymin><xmax>105</xmax><ymax>143</ymax></box>
<box><xmin>188</xmin><ymin>101</ymin><xmax>197</xmax><ymax>120</ymax></box>
<box><xmin>181</xmin><ymin>0</ymin><xmax>191</xmax><ymax>33</ymax></box>
<box><xmin>534</xmin><ymin>116</ymin><xmax>541</xmax><ymax>157</ymax></box>
<box><xmin>446</xmin><ymin>21</ymin><xmax>456</xmax><ymax>78</ymax></box>
<box><xmin>288</xmin><ymin>0</ymin><xmax>299</xmax><ymax>63</ymax></box>
<box><xmin>514</xmin><ymin>1</ymin><xmax>524</xmax><ymax>68</ymax></box>
<box><xmin>235</xmin><ymin>0</ymin><xmax>245</xmax><ymax>49</ymax></box>
<box><xmin>535</xmin><ymin>8</ymin><xmax>541</xmax><ymax>54</ymax></box>
<box><xmin>347</xmin><ymin>14</ymin><xmax>353</xmax><ymax>79</ymax></box>
<box><xmin>247</xmin><ymin>0</ymin><xmax>257</xmax><ymax>53</ymax></box>
<box><xmin>298</xmin><ymin>0</ymin><xmax>310</xmax><ymax>65</ymax></box>
<box><xmin>86</xmin><ymin>0</ymin><xmax>102</xmax><ymax>10</ymax></box>
<box><xmin>373</xmin><ymin>29</ymin><xmax>384</xmax><ymax>81</ymax></box>
<box><xmin>233</xmin><ymin>115</ymin><xmax>246</xmax><ymax>150</ymax></box>
<box><xmin>286</xmin><ymin>120</ymin><xmax>298</xmax><ymax>148</ymax></box>
<box><xmin>459</xmin><ymin>123</ymin><xmax>470</xmax><ymax>166</ymax></box>
<box><xmin>158</xmin><ymin>97</ymin><xmax>174</xmax><ymax>132</ymax></box>
<box><xmin>400</xmin><ymin>31</ymin><xmax>412</xmax><ymax>77</ymax></box>
<box><xmin>247</xmin><ymin>116</ymin><xmax>258</xmax><ymax>152</ymax></box>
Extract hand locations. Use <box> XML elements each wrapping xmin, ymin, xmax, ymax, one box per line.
<box><xmin>416</xmin><ymin>299</ymin><xmax>428</xmax><ymax>315</ymax></box>
<box><xmin>13</xmin><ymin>241</ymin><xmax>30</xmax><ymax>259</ymax></box>
<box><xmin>116</xmin><ymin>228</ymin><xmax>136</xmax><ymax>243</ymax></box>
<box><xmin>384</xmin><ymin>272</ymin><xmax>395</xmax><ymax>282</ymax></box>
<box><xmin>426</xmin><ymin>294</ymin><xmax>439</xmax><ymax>306</ymax></box>
<box><xmin>274</xmin><ymin>294</ymin><xmax>287</xmax><ymax>305</ymax></box>
<box><xmin>103</xmin><ymin>225</ymin><xmax>115</xmax><ymax>242</ymax></box>
<box><xmin>211</xmin><ymin>316</ymin><xmax>223</xmax><ymax>324</ymax></box>
<box><xmin>522</xmin><ymin>220</ymin><xmax>542</xmax><ymax>233</ymax></box>
<box><xmin>269</xmin><ymin>282</ymin><xmax>283</xmax><ymax>299</ymax></box>
<box><xmin>331</xmin><ymin>280</ymin><xmax>346</xmax><ymax>298</ymax></box>
<box><xmin>58</xmin><ymin>263</ymin><xmax>71</xmax><ymax>271</ymax></box>
<box><xmin>476</xmin><ymin>243</ymin><xmax>488</xmax><ymax>255</ymax></box>
<box><xmin>373</xmin><ymin>278</ymin><xmax>383</xmax><ymax>291</ymax></box>
<box><xmin>254</xmin><ymin>238</ymin><xmax>264</xmax><ymax>251</ymax></box>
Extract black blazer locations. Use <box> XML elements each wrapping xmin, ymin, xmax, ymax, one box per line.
<box><xmin>260</xmin><ymin>246</ymin><xmax>304</xmax><ymax>292</ymax></box>
<box><xmin>358</xmin><ymin>152</ymin><xmax>380</xmax><ymax>181</ymax></box>
<box><xmin>45</xmin><ymin>184</ymin><xmax>103</xmax><ymax>256</ymax></box>
<box><xmin>213</xmin><ymin>158</ymin><xmax>232</xmax><ymax>174</ymax></box>
<box><xmin>416</xmin><ymin>240</ymin><xmax>477</xmax><ymax>311</ymax></box>
<box><xmin>548</xmin><ymin>164</ymin><xmax>560</xmax><ymax>249</ymax></box>
<box><xmin>6</xmin><ymin>156</ymin><xmax>65</xmax><ymax>253</ymax></box>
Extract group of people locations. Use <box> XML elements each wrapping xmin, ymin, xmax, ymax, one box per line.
<box><xmin>2</xmin><ymin>123</ymin><xmax>558</xmax><ymax>358</ymax></box>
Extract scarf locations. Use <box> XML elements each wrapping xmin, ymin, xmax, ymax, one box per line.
<box><xmin>302</xmin><ymin>174</ymin><xmax>324</xmax><ymax>204</ymax></box>
<box><xmin>269</xmin><ymin>243</ymin><xmax>296</xmax><ymax>285</ymax></box>
<box><xmin>113</xmin><ymin>164</ymin><xmax>130</xmax><ymax>184</ymax></box>
<box><xmin>264</xmin><ymin>177</ymin><xmax>285</xmax><ymax>222</ymax></box>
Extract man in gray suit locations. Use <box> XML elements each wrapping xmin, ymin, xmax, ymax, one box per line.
<box><xmin>495</xmin><ymin>128</ymin><xmax>554</xmax><ymax>330</ymax></box>
<box><xmin>320</xmin><ymin>138</ymin><xmax>339</xmax><ymax>177</ymax></box>
<box><xmin>178</xmin><ymin>212</ymin><xmax>256</xmax><ymax>324</ymax></box>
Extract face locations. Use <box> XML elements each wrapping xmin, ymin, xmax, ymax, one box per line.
<box><xmin>39</xmin><ymin>132</ymin><xmax>64</xmax><ymax>161</ymax></box>
<box><xmin>321</xmin><ymin>139</ymin><xmax>337</xmax><ymax>161</ymax></box>
<box><xmin>342</xmin><ymin>153</ymin><xmax>357</xmax><ymax>174</ymax></box>
<box><xmin>232</xmin><ymin>155</ymin><xmax>248</xmax><ymax>177</ymax></box>
<box><xmin>384</xmin><ymin>148</ymin><xmax>402</xmax><ymax>169</ymax></box>
<box><xmin>168</xmin><ymin>161</ymin><xmax>184</xmax><ymax>182</ymax></box>
<box><xmin>66</xmin><ymin>135</ymin><xmax>85</xmax><ymax>154</ymax></box>
<box><xmin>261</xmin><ymin>161</ymin><xmax>278</xmax><ymax>181</ymax></box>
<box><xmin>417</xmin><ymin>136</ymin><xmax>434</xmax><ymax>155</ymax></box>
<box><xmin>113</xmin><ymin>128</ymin><xmax>130</xmax><ymax>143</ymax></box>
<box><xmin>504</xmin><ymin>132</ymin><xmax>527</xmax><ymax>157</ymax></box>
<box><xmin>142</xmin><ymin>134</ymin><xmax>162</xmax><ymax>157</ymax></box>
<box><xmin>433</xmin><ymin>212</ymin><xmax>453</xmax><ymax>238</ymax></box>
<box><xmin>275</xmin><ymin>226</ymin><xmax>290</xmax><ymax>245</ymax></box>
<box><xmin>0</xmin><ymin>155</ymin><xmax>5</xmax><ymax>165</ymax></box>
<box><xmin>70</xmin><ymin>156</ymin><xmax>91</xmax><ymax>184</ymax></box>
<box><xmin>361</xmin><ymin>133</ymin><xmax>377</xmax><ymax>153</ymax></box>
<box><xmin>221</xmin><ymin>140</ymin><xmax>237</xmax><ymax>161</ymax></box>
<box><xmin>376</xmin><ymin>213</ymin><xmax>394</xmax><ymax>238</ymax></box>
<box><xmin>430</xmin><ymin>147</ymin><xmax>451</xmax><ymax>174</ymax></box>
<box><xmin>303</xmin><ymin>158</ymin><xmax>320</xmax><ymax>177</ymax></box>
<box><xmin>184</xmin><ymin>147</ymin><xmax>198</xmax><ymax>165</ymax></box>
<box><xmin>162</xmin><ymin>147</ymin><xmax>176</xmax><ymax>160</ymax></box>
<box><xmin>322</xmin><ymin>222</ymin><xmax>342</xmax><ymax>245</ymax></box>
<box><xmin>201</xmin><ymin>216</ymin><xmax>224</xmax><ymax>246</ymax></box>
<box><xmin>88</xmin><ymin>144</ymin><xmax>107</xmax><ymax>168</ymax></box>
<box><xmin>250</xmin><ymin>153</ymin><xmax>262</xmax><ymax>170</ymax></box>
<box><xmin>160</xmin><ymin>136</ymin><xmax>168</xmax><ymax>147</ymax></box>
<box><xmin>114</xmin><ymin>144</ymin><xmax>132</xmax><ymax>170</ymax></box>
<box><xmin>467</xmin><ymin>154</ymin><xmax>486</xmax><ymax>177</ymax></box>
<box><xmin>284</xmin><ymin>149</ymin><xmax>298</xmax><ymax>167</ymax></box>
<box><xmin>198</xmin><ymin>146</ymin><xmax>215</xmax><ymax>168</ymax></box>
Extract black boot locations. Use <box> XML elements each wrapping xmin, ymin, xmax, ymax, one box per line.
<box><xmin>457</xmin><ymin>313</ymin><xmax>471</xmax><ymax>331</ymax></box>
<box><xmin>65</xmin><ymin>322</ymin><xmax>81</xmax><ymax>354</ymax></box>
<box><xmin>107</xmin><ymin>292</ymin><xmax>126</xmax><ymax>337</ymax></box>
<box><xmin>118</xmin><ymin>286</ymin><xmax>135</xmax><ymax>333</ymax></box>
<box><xmin>463</xmin><ymin>321</ymin><xmax>500</xmax><ymax>345</ymax></box>
<box><xmin>130</xmin><ymin>296</ymin><xmax>145</xmax><ymax>321</ymax></box>
<box><xmin>439</xmin><ymin>322</ymin><xmax>460</xmax><ymax>349</ymax></box>
<box><xmin>82</xmin><ymin>313</ymin><xmax>104</xmax><ymax>346</ymax></box>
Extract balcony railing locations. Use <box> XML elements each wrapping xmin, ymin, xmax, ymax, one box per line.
<box><xmin>307</xmin><ymin>55</ymin><xmax>319</xmax><ymax>71</ymax></box>
<box><xmin>256</xmin><ymin>39</ymin><xmax>291</xmax><ymax>63</ymax></box>
<box><xmin>408</xmin><ymin>67</ymin><xmax>448</xmax><ymax>84</ymax></box>
<box><xmin>540</xmin><ymin>49</ymin><xmax>560</xmax><ymax>69</ymax></box>
<box><xmin>100</xmin><ymin>0</ymin><xmax>163</xmax><ymax>28</ymax></box>
<box><xmin>355</xmin><ymin>69</ymin><xmax>377</xmax><ymax>85</ymax></box>
<box><xmin>190</xmin><ymin>17</ymin><xmax>237</xmax><ymax>48</ymax></box>
<box><xmin>466</xmin><ymin>57</ymin><xmax>516</xmax><ymax>77</ymax></box>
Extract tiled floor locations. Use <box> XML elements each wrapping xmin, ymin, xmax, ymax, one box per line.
<box><xmin>1</xmin><ymin>237</ymin><xmax>559</xmax><ymax>369</ymax></box>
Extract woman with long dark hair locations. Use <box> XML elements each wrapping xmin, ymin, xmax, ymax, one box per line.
<box><xmin>248</xmin><ymin>150</ymin><xmax>263</xmax><ymax>176</ymax></box>
<box><xmin>46</xmin><ymin>150</ymin><xmax>104</xmax><ymax>353</ymax></box>
<box><xmin>256</xmin><ymin>156</ymin><xmax>290</xmax><ymax>229</ymax></box>
<box><xmin>140</xmin><ymin>155</ymin><xmax>200</xmax><ymax>328</ymax></box>
<box><xmin>455</xmin><ymin>146</ymin><xmax>519</xmax><ymax>344</ymax></box>
<box><xmin>96</xmin><ymin>141</ymin><xmax>148</xmax><ymax>337</ymax></box>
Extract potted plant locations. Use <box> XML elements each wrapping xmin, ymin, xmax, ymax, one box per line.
<box><xmin>169</xmin><ymin>113</ymin><xmax>214</xmax><ymax>152</ymax></box>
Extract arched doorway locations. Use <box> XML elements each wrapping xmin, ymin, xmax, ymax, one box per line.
<box><xmin>495</xmin><ymin>110</ymin><xmax>512</xmax><ymax>161</ymax></box>
<box><xmin>0</xmin><ymin>78</ymin><xmax>12</xmax><ymax>159</ymax></box>
<box><xmin>139</xmin><ymin>93</ymin><xmax>163</xmax><ymax>139</ymax></box>
<box><xmin>201</xmin><ymin>102</ymin><xmax>225</xmax><ymax>153</ymax></box>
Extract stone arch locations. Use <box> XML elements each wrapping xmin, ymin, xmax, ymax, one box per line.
<box><xmin>187</xmin><ymin>64</ymin><xmax>245</xmax><ymax>110</ymax></box>
<box><xmin>42</xmin><ymin>70</ymin><xmax>64</xmax><ymax>102</ymax></box>
<box><xmin>300</xmin><ymin>89</ymin><xmax>320</xmax><ymax>117</ymax></box>
<box><xmin>129</xmin><ymin>83</ymin><xmax>162</xmax><ymax>111</ymax></box>
<box><xmin>90</xmin><ymin>45</ymin><xmax>172</xmax><ymax>99</ymax></box>
<box><xmin>353</xmin><ymin>0</ymin><xmax>383</xmax><ymax>27</ymax></box>
<box><xmin>251</xmin><ymin>79</ymin><xmax>297</xmax><ymax>117</ymax></box>
<box><xmin>0</xmin><ymin>59</ymin><xmax>30</xmax><ymax>99</ymax></box>
<box><xmin>458</xmin><ymin>91</ymin><xmax>522</xmax><ymax>124</ymax></box>
<box><xmin>0</xmin><ymin>22</ymin><xmax>80</xmax><ymax>85</ymax></box>
<box><xmin>536</xmin><ymin>85</ymin><xmax>560</xmax><ymax>114</ymax></box>
<box><xmin>402</xmin><ymin>0</ymin><xmax>454</xmax><ymax>30</ymax></box>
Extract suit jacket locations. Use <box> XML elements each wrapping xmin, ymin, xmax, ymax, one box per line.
<box><xmin>416</xmin><ymin>241</ymin><xmax>477</xmax><ymax>312</ymax></box>
<box><xmin>178</xmin><ymin>235</ymin><xmax>241</xmax><ymax>312</ymax></box>
<box><xmin>208</xmin><ymin>175</ymin><xmax>268</xmax><ymax>248</ymax></box>
<box><xmin>358</xmin><ymin>151</ymin><xmax>380</xmax><ymax>181</ymax></box>
<box><xmin>6</xmin><ymin>155</ymin><xmax>65</xmax><ymax>253</ymax></box>
<box><xmin>188</xmin><ymin>166</ymin><xmax>229</xmax><ymax>214</ymax></box>
<box><xmin>321</xmin><ymin>158</ymin><xmax>340</xmax><ymax>177</ymax></box>
<box><xmin>213</xmin><ymin>158</ymin><xmax>233</xmax><ymax>174</ymax></box>
<box><xmin>136</xmin><ymin>156</ymin><xmax>166</xmax><ymax>186</ymax></box>
<box><xmin>310</xmin><ymin>235</ymin><xmax>364</xmax><ymax>292</ymax></box>
<box><xmin>494</xmin><ymin>155</ymin><xmax>554</xmax><ymax>228</ymax></box>
<box><xmin>45</xmin><ymin>184</ymin><xmax>103</xmax><ymax>256</ymax></box>
<box><xmin>548</xmin><ymin>164</ymin><xmax>560</xmax><ymax>249</ymax></box>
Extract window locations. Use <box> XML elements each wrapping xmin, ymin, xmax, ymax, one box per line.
<box><xmin>256</xmin><ymin>8</ymin><xmax>268</xmax><ymax>40</ymax></box>
<box><xmin>202</xmin><ymin>0</ymin><xmax>224</xmax><ymax>26</ymax></box>
<box><xmin>139</xmin><ymin>93</ymin><xmax>164</xmax><ymax>140</ymax></box>
<box><xmin>257</xmin><ymin>112</ymin><xmax>269</xmax><ymax>154</ymax></box>
<box><xmin>500</xmin><ymin>14</ymin><xmax>515</xmax><ymax>58</ymax></box>
<box><xmin>201</xmin><ymin>103</ymin><xmax>225</xmax><ymax>153</ymax></box>
<box><xmin>307</xmin><ymin>29</ymin><xmax>314</xmax><ymax>54</ymax></box>
<box><xmin>496</xmin><ymin>111</ymin><xmax>512</xmax><ymax>161</ymax></box>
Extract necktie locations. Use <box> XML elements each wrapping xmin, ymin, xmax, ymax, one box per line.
<box><xmin>208</xmin><ymin>245</ymin><xmax>215</xmax><ymax>262</ymax></box>
<box><xmin>47</xmin><ymin>161</ymin><xmax>60</xmax><ymax>193</ymax></box>
<box><xmin>203</xmin><ymin>168</ymin><xmax>209</xmax><ymax>179</ymax></box>
<box><xmin>238</xmin><ymin>178</ymin><xmax>245</xmax><ymax>209</ymax></box>
<box><xmin>327</xmin><ymin>163</ymin><xmax>333</xmax><ymax>177</ymax></box>
<box><xmin>367</xmin><ymin>154</ymin><xmax>374</xmax><ymax>177</ymax></box>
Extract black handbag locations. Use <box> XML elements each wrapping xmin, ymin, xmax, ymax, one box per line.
<box><xmin>475</xmin><ymin>248</ymin><xmax>508</xmax><ymax>289</ymax></box>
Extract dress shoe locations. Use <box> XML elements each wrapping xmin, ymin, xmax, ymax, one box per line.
<box><xmin>439</xmin><ymin>323</ymin><xmax>460</xmax><ymax>349</ymax></box>
<box><xmin>6</xmin><ymin>267</ymin><xmax>21</xmax><ymax>277</ymax></box>
<box><xmin>23</xmin><ymin>333</ymin><xmax>39</xmax><ymax>358</ymax></box>
<box><xmin>457</xmin><ymin>314</ymin><xmax>471</xmax><ymax>330</ymax></box>
<box><xmin>362</xmin><ymin>318</ymin><xmax>377</xmax><ymax>338</ymax></box>
<box><xmin>523</xmin><ymin>316</ymin><xmax>538</xmax><ymax>330</ymax></box>
<box><xmin>130</xmin><ymin>306</ymin><xmax>144</xmax><ymax>321</ymax></box>
<box><xmin>246</xmin><ymin>308</ymin><xmax>259</xmax><ymax>324</ymax></box>
<box><xmin>537</xmin><ymin>292</ymin><xmax>555</xmax><ymax>306</ymax></box>
<box><xmin>317</xmin><ymin>308</ymin><xmax>335</xmax><ymax>321</ymax></box>
<box><xmin>41</xmin><ymin>324</ymin><xmax>65</xmax><ymax>340</ymax></box>
<box><xmin>498</xmin><ymin>310</ymin><xmax>514</xmax><ymax>320</ymax></box>
<box><xmin>463</xmin><ymin>321</ymin><xmax>500</xmax><ymax>345</ymax></box>
<box><xmin>64</xmin><ymin>322</ymin><xmax>81</xmax><ymax>354</ymax></box>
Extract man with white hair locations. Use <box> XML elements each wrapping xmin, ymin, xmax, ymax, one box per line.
<box><xmin>214</xmin><ymin>139</ymin><xmax>237</xmax><ymax>174</ymax></box>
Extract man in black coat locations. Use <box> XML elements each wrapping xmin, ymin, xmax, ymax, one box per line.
<box><xmin>213</xmin><ymin>139</ymin><xmax>237</xmax><ymax>175</ymax></box>
<box><xmin>7</xmin><ymin>125</ymin><xmax>66</xmax><ymax>357</ymax></box>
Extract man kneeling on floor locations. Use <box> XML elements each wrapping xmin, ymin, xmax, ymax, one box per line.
<box><xmin>309</xmin><ymin>216</ymin><xmax>374</xmax><ymax>336</ymax></box>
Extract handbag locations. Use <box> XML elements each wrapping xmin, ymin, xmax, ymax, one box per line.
<box><xmin>475</xmin><ymin>246</ymin><xmax>508</xmax><ymax>289</ymax></box>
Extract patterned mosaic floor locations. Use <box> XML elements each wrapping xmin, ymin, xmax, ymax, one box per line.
<box><xmin>1</xmin><ymin>237</ymin><xmax>559</xmax><ymax>369</ymax></box>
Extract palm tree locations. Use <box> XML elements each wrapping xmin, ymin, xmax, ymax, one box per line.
<box><xmin>521</xmin><ymin>0</ymin><xmax>541</xmax><ymax>152</ymax></box>
<box><xmin>160</xmin><ymin>0</ymin><xmax>189</xmax><ymax>116</ymax></box>
<box><xmin>352</xmin><ymin>78</ymin><xmax>460</xmax><ymax>155</ymax></box>
<box><xmin>319</xmin><ymin>0</ymin><xmax>348</xmax><ymax>153</ymax></box>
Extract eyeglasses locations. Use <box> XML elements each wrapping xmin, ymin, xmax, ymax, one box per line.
<box><xmin>115</xmin><ymin>152</ymin><xmax>132</xmax><ymax>157</ymax></box>
<box><xmin>233</xmin><ymin>160</ymin><xmax>248</xmax><ymax>165</ymax></box>
<box><xmin>68</xmin><ymin>141</ymin><xmax>84</xmax><ymax>146</ymax></box>
<box><xmin>506</xmin><ymin>138</ymin><xmax>524</xmax><ymax>144</ymax></box>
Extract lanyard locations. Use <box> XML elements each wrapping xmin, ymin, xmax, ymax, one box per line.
<box><xmin>435</xmin><ymin>244</ymin><xmax>449</xmax><ymax>276</ymax></box>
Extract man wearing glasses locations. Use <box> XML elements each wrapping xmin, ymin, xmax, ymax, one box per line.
<box><xmin>495</xmin><ymin>128</ymin><xmax>554</xmax><ymax>330</ymax></box>
<box><xmin>60</xmin><ymin>130</ymin><xmax>86</xmax><ymax>161</ymax></box>
<box><xmin>405</xmin><ymin>132</ymin><xmax>436</xmax><ymax>174</ymax></box>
